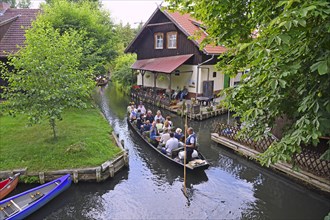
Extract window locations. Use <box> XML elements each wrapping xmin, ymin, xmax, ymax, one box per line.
<box><xmin>167</xmin><ymin>32</ymin><xmax>177</xmax><ymax>49</ymax></box>
<box><xmin>154</xmin><ymin>33</ymin><xmax>163</xmax><ymax>49</ymax></box>
<box><xmin>213</xmin><ymin>72</ymin><xmax>217</xmax><ymax>78</ymax></box>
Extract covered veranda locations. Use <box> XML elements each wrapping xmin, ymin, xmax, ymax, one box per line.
<box><xmin>130</xmin><ymin>54</ymin><xmax>194</xmax><ymax>103</ymax></box>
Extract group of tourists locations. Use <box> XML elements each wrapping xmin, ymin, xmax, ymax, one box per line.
<box><xmin>171</xmin><ymin>86</ymin><xmax>188</xmax><ymax>101</ymax></box>
<box><xmin>127</xmin><ymin>101</ymin><xmax>197</xmax><ymax>163</ymax></box>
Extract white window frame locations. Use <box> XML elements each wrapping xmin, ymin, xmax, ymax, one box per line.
<box><xmin>154</xmin><ymin>33</ymin><xmax>164</xmax><ymax>49</ymax></box>
<box><xmin>167</xmin><ymin>32</ymin><xmax>177</xmax><ymax>49</ymax></box>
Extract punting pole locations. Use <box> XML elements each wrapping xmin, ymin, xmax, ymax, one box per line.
<box><xmin>183</xmin><ymin>110</ymin><xmax>188</xmax><ymax>198</ymax></box>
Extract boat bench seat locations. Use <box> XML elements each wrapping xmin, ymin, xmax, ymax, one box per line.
<box><xmin>30</xmin><ymin>192</ymin><xmax>44</xmax><ymax>202</ymax></box>
<box><xmin>0</xmin><ymin>201</ymin><xmax>19</xmax><ymax>217</ymax></box>
<box><xmin>171</xmin><ymin>147</ymin><xmax>184</xmax><ymax>158</ymax></box>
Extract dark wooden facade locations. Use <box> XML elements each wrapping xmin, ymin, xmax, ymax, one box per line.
<box><xmin>126</xmin><ymin>9</ymin><xmax>218</xmax><ymax>65</ymax></box>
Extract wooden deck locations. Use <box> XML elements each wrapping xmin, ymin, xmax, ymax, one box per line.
<box><xmin>131</xmin><ymin>93</ymin><xmax>227</xmax><ymax>121</ymax></box>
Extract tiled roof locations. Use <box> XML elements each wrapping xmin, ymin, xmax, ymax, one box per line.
<box><xmin>163</xmin><ymin>10</ymin><xmax>227</xmax><ymax>55</ymax></box>
<box><xmin>131</xmin><ymin>54</ymin><xmax>194</xmax><ymax>74</ymax></box>
<box><xmin>0</xmin><ymin>9</ymin><xmax>40</xmax><ymax>58</ymax></box>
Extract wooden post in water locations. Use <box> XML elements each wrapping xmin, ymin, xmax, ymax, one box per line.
<box><xmin>183</xmin><ymin>111</ymin><xmax>188</xmax><ymax>197</ymax></box>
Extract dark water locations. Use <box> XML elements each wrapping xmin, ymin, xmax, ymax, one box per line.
<box><xmin>20</xmin><ymin>84</ymin><xmax>329</xmax><ymax>219</ymax></box>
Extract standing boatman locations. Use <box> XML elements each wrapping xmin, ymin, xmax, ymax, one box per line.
<box><xmin>185</xmin><ymin>127</ymin><xmax>196</xmax><ymax>164</ymax></box>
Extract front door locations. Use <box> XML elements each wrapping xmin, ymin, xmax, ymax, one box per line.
<box><xmin>224</xmin><ymin>74</ymin><xmax>230</xmax><ymax>89</ymax></box>
<box><xmin>203</xmin><ymin>81</ymin><xmax>214</xmax><ymax>97</ymax></box>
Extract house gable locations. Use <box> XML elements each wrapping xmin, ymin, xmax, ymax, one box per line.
<box><xmin>125</xmin><ymin>8</ymin><xmax>205</xmax><ymax>64</ymax></box>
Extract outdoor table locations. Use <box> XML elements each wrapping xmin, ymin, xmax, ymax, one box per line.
<box><xmin>196</xmin><ymin>97</ymin><xmax>212</xmax><ymax>106</ymax></box>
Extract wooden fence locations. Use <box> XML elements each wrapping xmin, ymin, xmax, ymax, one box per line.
<box><xmin>213</xmin><ymin>122</ymin><xmax>330</xmax><ymax>180</ymax></box>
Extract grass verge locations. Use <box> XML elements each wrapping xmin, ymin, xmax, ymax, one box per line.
<box><xmin>0</xmin><ymin>106</ymin><xmax>122</xmax><ymax>171</ymax></box>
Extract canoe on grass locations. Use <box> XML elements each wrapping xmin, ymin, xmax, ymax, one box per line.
<box><xmin>127</xmin><ymin>118</ymin><xmax>210</xmax><ymax>171</ymax></box>
<box><xmin>0</xmin><ymin>174</ymin><xmax>72</xmax><ymax>220</ymax></box>
<box><xmin>0</xmin><ymin>174</ymin><xmax>20</xmax><ymax>200</ymax></box>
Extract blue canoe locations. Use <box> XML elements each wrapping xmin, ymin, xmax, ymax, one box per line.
<box><xmin>0</xmin><ymin>174</ymin><xmax>72</xmax><ymax>220</ymax></box>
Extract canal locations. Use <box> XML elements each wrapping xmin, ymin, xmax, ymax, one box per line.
<box><xmin>27</xmin><ymin>84</ymin><xmax>329</xmax><ymax>219</ymax></box>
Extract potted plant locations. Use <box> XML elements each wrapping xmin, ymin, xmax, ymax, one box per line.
<box><xmin>206</xmin><ymin>106</ymin><xmax>213</xmax><ymax>112</ymax></box>
<box><xmin>158</xmin><ymin>75</ymin><xmax>166</xmax><ymax>81</ymax></box>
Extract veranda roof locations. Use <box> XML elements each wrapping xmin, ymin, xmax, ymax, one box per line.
<box><xmin>131</xmin><ymin>54</ymin><xmax>194</xmax><ymax>74</ymax></box>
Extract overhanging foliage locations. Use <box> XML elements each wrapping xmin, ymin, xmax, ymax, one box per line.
<box><xmin>166</xmin><ymin>0</ymin><xmax>330</xmax><ymax>165</ymax></box>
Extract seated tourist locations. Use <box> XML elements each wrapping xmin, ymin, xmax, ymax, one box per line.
<box><xmin>137</xmin><ymin>101</ymin><xmax>146</xmax><ymax>114</ymax></box>
<box><xmin>155</xmin><ymin>119</ymin><xmax>163</xmax><ymax>131</ymax></box>
<box><xmin>162</xmin><ymin>132</ymin><xmax>179</xmax><ymax>155</ymax></box>
<box><xmin>160</xmin><ymin>128</ymin><xmax>171</xmax><ymax>145</ymax></box>
<box><xmin>136</xmin><ymin>113</ymin><xmax>144</xmax><ymax>130</ymax></box>
<box><xmin>150</xmin><ymin>121</ymin><xmax>159</xmax><ymax>142</ymax></box>
<box><xmin>129</xmin><ymin>108</ymin><xmax>137</xmax><ymax>121</ymax></box>
<box><xmin>136</xmin><ymin>109</ymin><xmax>142</xmax><ymax>120</ymax></box>
<box><xmin>145</xmin><ymin>110</ymin><xmax>154</xmax><ymax>123</ymax></box>
<box><xmin>141</xmin><ymin>120</ymin><xmax>151</xmax><ymax>132</ymax></box>
<box><xmin>174</xmin><ymin>128</ymin><xmax>183</xmax><ymax>141</ymax></box>
<box><xmin>154</xmin><ymin>110</ymin><xmax>165</xmax><ymax>123</ymax></box>
<box><xmin>180</xmin><ymin>86</ymin><xmax>188</xmax><ymax>101</ymax></box>
<box><xmin>172</xmin><ymin>87</ymin><xmax>180</xmax><ymax>99</ymax></box>
<box><xmin>165</xmin><ymin>116</ymin><xmax>173</xmax><ymax>127</ymax></box>
<box><xmin>127</xmin><ymin>102</ymin><xmax>133</xmax><ymax>114</ymax></box>
<box><xmin>162</xmin><ymin>120</ymin><xmax>172</xmax><ymax>131</ymax></box>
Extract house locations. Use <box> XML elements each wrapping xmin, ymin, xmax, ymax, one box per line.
<box><xmin>0</xmin><ymin>2</ymin><xmax>39</xmax><ymax>91</ymax></box>
<box><xmin>125</xmin><ymin>7</ymin><xmax>241</xmax><ymax>99</ymax></box>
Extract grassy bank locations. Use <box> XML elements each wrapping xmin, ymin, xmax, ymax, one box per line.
<box><xmin>0</xmin><ymin>106</ymin><xmax>122</xmax><ymax>171</ymax></box>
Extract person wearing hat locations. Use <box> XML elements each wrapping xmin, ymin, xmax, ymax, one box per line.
<box><xmin>174</xmin><ymin>128</ymin><xmax>183</xmax><ymax>141</ymax></box>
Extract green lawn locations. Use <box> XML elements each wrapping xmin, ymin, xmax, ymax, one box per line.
<box><xmin>0</xmin><ymin>107</ymin><xmax>122</xmax><ymax>171</ymax></box>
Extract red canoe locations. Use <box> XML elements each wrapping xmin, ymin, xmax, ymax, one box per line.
<box><xmin>0</xmin><ymin>173</ymin><xmax>20</xmax><ymax>200</ymax></box>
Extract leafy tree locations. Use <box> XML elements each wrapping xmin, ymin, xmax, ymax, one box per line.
<box><xmin>39</xmin><ymin>0</ymin><xmax>119</xmax><ymax>76</ymax></box>
<box><xmin>45</xmin><ymin>0</ymin><xmax>100</xmax><ymax>5</ymax></box>
<box><xmin>166</xmin><ymin>0</ymin><xmax>330</xmax><ymax>165</ymax></box>
<box><xmin>134</xmin><ymin>21</ymin><xmax>144</xmax><ymax>34</ymax></box>
<box><xmin>116</xmin><ymin>22</ymin><xmax>136</xmax><ymax>49</ymax></box>
<box><xmin>1</xmin><ymin>0</ymin><xmax>31</xmax><ymax>8</ymax></box>
<box><xmin>17</xmin><ymin>0</ymin><xmax>30</xmax><ymax>8</ymax></box>
<box><xmin>110</xmin><ymin>21</ymin><xmax>137</xmax><ymax>89</ymax></box>
<box><xmin>1</xmin><ymin>21</ymin><xmax>94</xmax><ymax>139</ymax></box>
<box><xmin>111</xmin><ymin>53</ymin><xmax>137</xmax><ymax>87</ymax></box>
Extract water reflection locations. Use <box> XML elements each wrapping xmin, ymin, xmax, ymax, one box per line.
<box><xmin>129</xmin><ymin>128</ymin><xmax>208</xmax><ymax>186</ymax></box>
<box><xmin>26</xmin><ymin>170</ymin><xmax>129</xmax><ymax>220</ymax></box>
<box><xmin>19</xmin><ymin>84</ymin><xmax>330</xmax><ymax>219</ymax></box>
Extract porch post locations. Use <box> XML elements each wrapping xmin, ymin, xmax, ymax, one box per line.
<box><xmin>141</xmin><ymin>70</ymin><xmax>146</xmax><ymax>87</ymax></box>
<box><xmin>167</xmin><ymin>74</ymin><xmax>172</xmax><ymax>99</ymax></box>
<box><xmin>153</xmin><ymin>72</ymin><xmax>158</xmax><ymax>97</ymax></box>
<box><xmin>131</xmin><ymin>69</ymin><xmax>134</xmax><ymax>85</ymax></box>
<box><xmin>196</xmin><ymin>65</ymin><xmax>200</xmax><ymax>98</ymax></box>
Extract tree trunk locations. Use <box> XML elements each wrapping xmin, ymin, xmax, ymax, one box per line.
<box><xmin>49</xmin><ymin>118</ymin><xmax>57</xmax><ymax>139</ymax></box>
